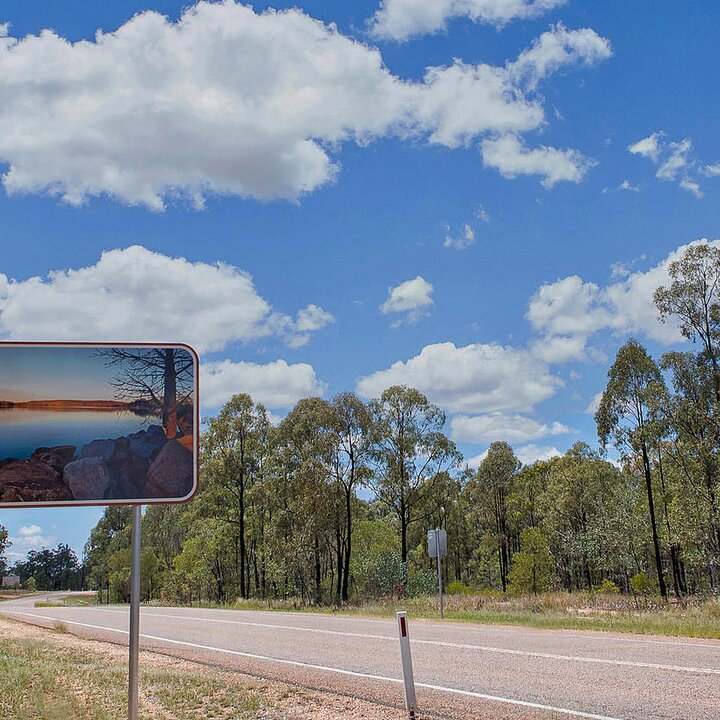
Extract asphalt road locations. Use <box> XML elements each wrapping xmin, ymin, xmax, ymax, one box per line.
<box><xmin>2</xmin><ymin>594</ymin><xmax>719</xmax><ymax>720</ymax></box>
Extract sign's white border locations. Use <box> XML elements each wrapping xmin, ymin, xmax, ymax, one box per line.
<box><xmin>0</xmin><ymin>341</ymin><xmax>199</xmax><ymax>508</ymax></box>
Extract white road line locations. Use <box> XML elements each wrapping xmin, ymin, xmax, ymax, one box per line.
<box><xmin>9</xmin><ymin>600</ymin><xmax>720</xmax><ymax>651</ymax></box>
<box><xmin>75</xmin><ymin>608</ymin><xmax>720</xmax><ymax>676</ymax></box>
<box><xmin>1</xmin><ymin>610</ymin><xmax>622</xmax><ymax>720</ymax></box>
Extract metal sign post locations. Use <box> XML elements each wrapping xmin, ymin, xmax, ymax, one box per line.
<box><xmin>435</xmin><ymin>529</ymin><xmax>444</xmax><ymax>618</ymax></box>
<box><xmin>128</xmin><ymin>504</ymin><xmax>142</xmax><ymax>720</ymax></box>
<box><xmin>427</xmin><ymin>528</ymin><xmax>447</xmax><ymax>618</ymax></box>
<box><xmin>396</xmin><ymin>611</ymin><xmax>417</xmax><ymax>720</ymax></box>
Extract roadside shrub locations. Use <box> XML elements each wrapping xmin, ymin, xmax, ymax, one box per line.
<box><xmin>507</xmin><ymin>528</ymin><xmax>554</xmax><ymax>595</ymax></box>
<box><xmin>705</xmin><ymin>600</ymin><xmax>720</xmax><ymax>619</ymax></box>
<box><xmin>24</xmin><ymin>577</ymin><xmax>36</xmax><ymax>592</ymax></box>
<box><xmin>406</xmin><ymin>570</ymin><xmax>437</xmax><ymax>598</ymax></box>
<box><xmin>446</xmin><ymin>580</ymin><xmax>475</xmax><ymax>595</ymax></box>
<box><xmin>630</xmin><ymin>572</ymin><xmax>660</xmax><ymax>596</ymax></box>
<box><xmin>360</xmin><ymin>552</ymin><xmax>406</xmax><ymax>598</ymax></box>
<box><xmin>595</xmin><ymin>579</ymin><xmax>620</xmax><ymax>594</ymax></box>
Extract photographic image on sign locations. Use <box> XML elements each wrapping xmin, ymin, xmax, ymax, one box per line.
<box><xmin>0</xmin><ymin>344</ymin><xmax>197</xmax><ymax>507</ymax></box>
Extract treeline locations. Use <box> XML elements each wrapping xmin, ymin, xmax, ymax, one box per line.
<box><xmin>82</xmin><ymin>243</ymin><xmax>720</xmax><ymax>603</ymax></box>
<box><xmin>9</xmin><ymin>544</ymin><xmax>86</xmax><ymax>591</ymax></box>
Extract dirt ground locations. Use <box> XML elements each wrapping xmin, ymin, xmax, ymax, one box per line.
<box><xmin>0</xmin><ymin>617</ymin><xmax>410</xmax><ymax>720</ymax></box>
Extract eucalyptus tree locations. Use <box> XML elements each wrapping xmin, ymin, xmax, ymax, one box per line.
<box><xmin>202</xmin><ymin>393</ymin><xmax>271</xmax><ymax>599</ymax></box>
<box><xmin>142</xmin><ymin>503</ymin><xmax>188</xmax><ymax>582</ymax></box>
<box><xmin>654</xmin><ymin>243</ymin><xmax>720</xmax><ymax>588</ymax></box>
<box><xmin>467</xmin><ymin>441</ymin><xmax>520</xmax><ymax>592</ymax></box>
<box><xmin>84</xmin><ymin>506</ymin><xmax>132</xmax><ymax>601</ymax></box>
<box><xmin>369</xmin><ymin>385</ymin><xmax>460</xmax><ymax>563</ymax></box>
<box><xmin>661</xmin><ymin>351</ymin><xmax>720</xmax><ymax>590</ymax></box>
<box><xmin>654</xmin><ymin>242</ymin><xmax>720</xmax><ymax>402</ymax></box>
<box><xmin>540</xmin><ymin>443</ymin><xmax>623</xmax><ymax>590</ymax></box>
<box><xmin>508</xmin><ymin>459</ymin><xmax>552</xmax><ymax>532</ymax></box>
<box><xmin>277</xmin><ymin>397</ymin><xmax>338</xmax><ymax>603</ymax></box>
<box><xmin>508</xmin><ymin>527</ymin><xmax>554</xmax><ymax>594</ymax></box>
<box><xmin>326</xmin><ymin>392</ymin><xmax>373</xmax><ymax>602</ymax></box>
<box><xmin>596</xmin><ymin>340</ymin><xmax>669</xmax><ymax>598</ymax></box>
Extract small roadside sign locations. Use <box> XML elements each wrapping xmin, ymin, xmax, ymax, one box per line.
<box><xmin>427</xmin><ymin>528</ymin><xmax>447</xmax><ymax>558</ymax></box>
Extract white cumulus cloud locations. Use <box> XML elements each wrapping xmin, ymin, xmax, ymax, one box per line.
<box><xmin>370</xmin><ymin>0</ymin><xmax>566</xmax><ymax>41</ymax></box>
<box><xmin>451</xmin><ymin>413</ymin><xmax>572</xmax><ymax>443</ymax></box>
<box><xmin>356</xmin><ymin>341</ymin><xmax>563</xmax><ymax>413</ymax></box>
<box><xmin>481</xmin><ymin>134</ymin><xmax>596</xmax><ymax>187</ymax></box>
<box><xmin>0</xmin><ymin>6</ymin><xmax>610</xmax><ymax>207</ymax></box>
<box><xmin>629</xmin><ymin>132</ymin><xmax>705</xmax><ymax>198</ymax></box>
<box><xmin>507</xmin><ymin>24</ymin><xmax>612</xmax><ymax>90</ymax></box>
<box><xmin>465</xmin><ymin>442</ymin><xmax>562</xmax><ymax>468</ymax></box>
<box><xmin>531</xmin><ymin>334</ymin><xmax>588</xmax><ymax>363</ymax></box>
<box><xmin>444</xmin><ymin>224</ymin><xmax>476</xmax><ymax>250</ymax></box>
<box><xmin>0</xmin><ymin>246</ymin><xmax>333</xmax><ymax>352</ymax></box>
<box><xmin>7</xmin><ymin>524</ymin><xmax>55</xmax><ymax>563</ymax></box>
<box><xmin>201</xmin><ymin>359</ymin><xmax>327</xmax><ymax>410</ymax></box>
<box><xmin>526</xmin><ymin>239</ymin><xmax>720</xmax><ymax>359</ymax></box>
<box><xmin>516</xmin><ymin>443</ymin><xmax>562</xmax><ymax>465</ymax></box>
<box><xmin>585</xmin><ymin>391</ymin><xmax>603</xmax><ymax>414</ymax></box>
<box><xmin>381</xmin><ymin>276</ymin><xmax>434</xmax><ymax>325</ymax></box>
<box><xmin>618</xmin><ymin>179</ymin><xmax>639</xmax><ymax>192</ymax></box>
<box><xmin>628</xmin><ymin>132</ymin><xmax>663</xmax><ymax>162</ymax></box>
<box><xmin>295</xmin><ymin>304</ymin><xmax>335</xmax><ymax>333</ymax></box>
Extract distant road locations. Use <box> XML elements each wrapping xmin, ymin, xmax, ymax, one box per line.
<box><xmin>2</xmin><ymin>594</ymin><xmax>719</xmax><ymax>719</ymax></box>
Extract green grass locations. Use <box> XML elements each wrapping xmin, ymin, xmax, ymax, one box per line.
<box><xmin>0</xmin><ymin>618</ymin><xmax>264</xmax><ymax>720</ymax></box>
<box><xmin>171</xmin><ymin>591</ymin><xmax>720</xmax><ymax>639</ymax></box>
<box><xmin>35</xmin><ymin>595</ymin><xmax>98</xmax><ymax>609</ymax></box>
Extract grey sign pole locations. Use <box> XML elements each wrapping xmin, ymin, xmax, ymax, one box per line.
<box><xmin>128</xmin><ymin>504</ymin><xmax>142</xmax><ymax>720</ymax></box>
<box><xmin>428</xmin><ymin>528</ymin><xmax>446</xmax><ymax>619</ymax></box>
<box><xmin>435</xmin><ymin>529</ymin><xmax>444</xmax><ymax>619</ymax></box>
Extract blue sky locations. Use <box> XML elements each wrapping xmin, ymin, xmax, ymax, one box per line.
<box><xmin>0</xmin><ymin>347</ymin><xmax>122</xmax><ymax>401</ymax></box>
<box><xmin>0</xmin><ymin>0</ymin><xmax>719</xmax><ymax>561</ymax></box>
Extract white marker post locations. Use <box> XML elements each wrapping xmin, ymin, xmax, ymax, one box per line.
<box><xmin>396</xmin><ymin>611</ymin><xmax>417</xmax><ymax>720</ymax></box>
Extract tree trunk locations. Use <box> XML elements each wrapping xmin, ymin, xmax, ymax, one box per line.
<box><xmin>641</xmin><ymin>441</ymin><xmax>668</xmax><ymax>598</ymax></box>
<box><xmin>400</xmin><ymin>495</ymin><xmax>408</xmax><ymax>564</ymax></box>
<box><xmin>239</xmin><ymin>472</ymin><xmax>247</xmax><ymax>600</ymax></box>
<box><xmin>313</xmin><ymin>534</ymin><xmax>322</xmax><ymax>604</ymax></box>
<box><xmin>342</xmin><ymin>487</ymin><xmax>352</xmax><ymax>602</ymax></box>
<box><xmin>335</xmin><ymin>522</ymin><xmax>343</xmax><ymax>603</ymax></box>
<box><xmin>162</xmin><ymin>349</ymin><xmax>178</xmax><ymax>439</ymax></box>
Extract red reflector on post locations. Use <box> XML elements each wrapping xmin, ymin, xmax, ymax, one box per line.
<box><xmin>400</xmin><ymin>616</ymin><xmax>407</xmax><ymax>637</ymax></box>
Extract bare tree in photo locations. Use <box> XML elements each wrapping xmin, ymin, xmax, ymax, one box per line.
<box><xmin>97</xmin><ymin>347</ymin><xmax>194</xmax><ymax>439</ymax></box>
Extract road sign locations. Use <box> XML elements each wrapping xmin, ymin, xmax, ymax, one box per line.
<box><xmin>427</xmin><ymin>528</ymin><xmax>447</xmax><ymax>558</ymax></box>
<box><xmin>0</xmin><ymin>342</ymin><xmax>200</xmax><ymax>720</ymax></box>
<box><xmin>0</xmin><ymin>342</ymin><xmax>198</xmax><ymax>508</ymax></box>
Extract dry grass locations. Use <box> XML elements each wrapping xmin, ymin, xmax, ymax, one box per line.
<box><xmin>0</xmin><ymin>617</ymin><xmax>406</xmax><ymax>720</ymax></box>
<box><xmin>206</xmin><ymin>591</ymin><xmax>720</xmax><ymax>639</ymax></box>
<box><xmin>35</xmin><ymin>594</ymin><xmax>97</xmax><ymax>609</ymax></box>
